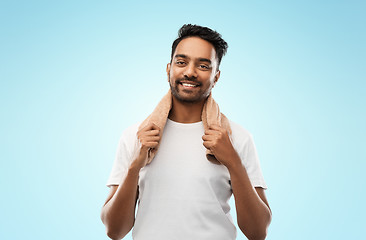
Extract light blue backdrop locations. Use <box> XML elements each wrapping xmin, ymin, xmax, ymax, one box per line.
<box><xmin>1</xmin><ymin>1</ymin><xmax>365</xmax><ymax>239</ymax></box>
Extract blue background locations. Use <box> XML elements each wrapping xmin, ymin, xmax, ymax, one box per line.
<box><xmin>1</xmin><ymin>1</ymin><xmax>365</xmax><ymax>239</ymax></box>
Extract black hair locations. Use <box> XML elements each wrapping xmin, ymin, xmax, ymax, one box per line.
<box><xmin>171</xmin><ymin>24</ymin><xmax>228</xmax><ymax>69</ymax></box>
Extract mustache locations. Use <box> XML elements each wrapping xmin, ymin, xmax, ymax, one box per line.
<box><xmin>176</xmin><ymin>77</ymin><xmax>200</xmax><ymax>85</ymax></box>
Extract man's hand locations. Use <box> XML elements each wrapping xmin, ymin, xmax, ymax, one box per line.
<box><xmin>101</xmin><ymin>124</ymin><xmax>161</xmax><ymax>239</ymax></box>
<box><xmin>132</xmin><ymin>123</ymin><xmax>160</xmax><ymax>170</ymax></box>
<box><xmin>202</xmin><ymin>124</ymin><xmax>240</xmax><ymax>168</ymax></box>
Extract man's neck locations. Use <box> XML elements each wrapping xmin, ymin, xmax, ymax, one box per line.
<box><xmin>168</xmin><ymin>97</ymin><xmax>205</xmax><ymax>123</ymax></box>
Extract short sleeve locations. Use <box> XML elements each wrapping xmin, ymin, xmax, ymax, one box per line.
<box><xmin>230</xmin><ymin>121</ymin><xmax>267</xmax><ymax>189</ymax></box>
<box><xmin>240</xmin><ymin>134</ymin><xmax>267</xmax><ymax>189</ymax></box>
<box><xmin>106</xmin><ymin>123</ymin><xmax>140</xmax><ymax>187</ymax></box>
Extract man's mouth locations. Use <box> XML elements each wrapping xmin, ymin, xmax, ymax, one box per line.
<box><xmin>179</xmin><ymin>81</ymin><xmax>200</xmax><ymax>88</ymax></box>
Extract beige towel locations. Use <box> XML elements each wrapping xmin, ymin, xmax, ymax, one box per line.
<box><xmin>138</xmin><ymin>89</ymin><xmax>232</xmax><ymax>165</ymax></box>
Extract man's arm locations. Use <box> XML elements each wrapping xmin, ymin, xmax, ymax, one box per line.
<box><xmin>202</xmin><ymin>124</ymin><xmax>271</xmax><ymax>240</ymax></box>
<box><xmin>100</xmin><ymin>166</ymin><xmax>140</xmax><ymax>240</ymax></box>
<box><xmin>228</xmin><ymin>162</ymin><xmax>272</xmax><ymax>240</ymax></box>
<box><xmin>101</xmin><ymin>123</ymin><xmax>160</xmax><ymax>240</ymax></box>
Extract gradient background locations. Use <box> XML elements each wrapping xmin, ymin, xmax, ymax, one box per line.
<box><xmin>1</xmin><ymin>1</ymin><xmax>365</xmax><ymax>239</ymax></box>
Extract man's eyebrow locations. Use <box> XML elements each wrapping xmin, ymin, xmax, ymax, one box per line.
<box><xmin>198</xmin><ymin>58</ymin><xmax>211</xmax><ymax>64</ymax></box>
<box><xmin>174</xmin><ymin>54</ymin><xmax>212</xmax><ymax>64</ymax></box>
<box><xmin>174</xmin><ymin>54</ymin><xmax>188</xmax><ymax>59</ymax></box>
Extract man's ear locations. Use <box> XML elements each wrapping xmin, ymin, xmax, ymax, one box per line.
<box><xmin>213</xmin><ymin>70</ymin><xmax>220</xmax><ymax>87</ymax></box>
<box><xmin>166</xmin><ymin>63</ymin><xmax>171</xmax><ymax>81</ymax></box>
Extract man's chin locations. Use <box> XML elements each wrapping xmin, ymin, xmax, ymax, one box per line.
<box><xmin>170</xmin><ymin>87</ymin><xmax>207</xmax><ymax>103</ymax></box>
<box><xmin>173</xmin><ymin>94</ymin><xmax>205</xmax><ymax>104</ymax></box>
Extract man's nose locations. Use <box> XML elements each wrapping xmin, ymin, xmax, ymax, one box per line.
<box><xmin>183</xmin><ymin>63</ymin><xmax>198</xmax><ymax>78</ymax></box>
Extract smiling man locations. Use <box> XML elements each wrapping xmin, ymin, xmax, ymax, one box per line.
<box><xmin>101</xmin><ymin>24</ymin><xmax>271</xmax><ymax>240</ymax></box>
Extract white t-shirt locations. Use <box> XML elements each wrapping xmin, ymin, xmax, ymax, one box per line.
<box><xmin>107</xmin><ymin>118</ymin><xmax>267</xmax><ymax>240</ymax></box>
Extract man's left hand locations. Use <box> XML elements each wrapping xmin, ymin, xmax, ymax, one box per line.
<box><xmin>202</xmin><ymin>124</ymin><xmax>241</xmax><ymax>168</ymax></box>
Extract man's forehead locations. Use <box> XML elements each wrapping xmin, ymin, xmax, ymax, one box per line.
<box><xmin>174</xmin><ymin>37</ymin><xmax>216</xmax><ymax>61</ymax></box>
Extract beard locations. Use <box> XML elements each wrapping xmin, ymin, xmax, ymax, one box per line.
<box><xmin>169</xmin><ymin>75</ymin><xmax>211</xmax><ymax>104</ymax></box>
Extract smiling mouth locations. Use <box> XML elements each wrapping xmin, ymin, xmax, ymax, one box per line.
<box><xmin>179</xmin><ymin>82</ymin><xmax>200</xmax><ymax>88</ymax></box>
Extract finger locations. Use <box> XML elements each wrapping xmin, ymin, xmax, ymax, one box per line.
<box><xmin>146</xmin><ymin>141</ymin><xmax>159</xmax><ymax>148</ymax></box>
<box><xmin>141</xmin><ymin>141</ymin><xmax>159</xmax><ymax>149</ymax></box>
<box><xmin>202</xmin><ymin>134</ymin><xmax>215</xmax><ymax>141</ymax></box>
<box><xmin>204</xmin><ymin>129</ymin><xmax>220</xmax><ymax>135</ymax></box>
<box><xmin>142</xmin><ymin>136</ymin><xmax>160</xmax><ymax>142</ymax></box>
<box><xmin>138</xmin><ymin>129</ymin><xmax>160</xmax><ymax>139</ymax></box>
<box><xmin>202</xmin><ymin>140</ymin><xmax>213</xmax><ymax>149</ymax></box>
<box><xmin>143</xmin><ymin>129</ymin><xmax>160</xmax><ymax>136</ymax></box>
<box><xmin>138</xmin><ymin>136</ymin><xmax>160</xmax><ymax>145</ymax></box>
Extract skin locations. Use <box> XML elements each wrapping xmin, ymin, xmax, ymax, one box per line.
<box><xmin>101</xmin><ymin>36</ymin><xmax>272</xmax><ymax>240</ymax></box>
<box><xmin>167</xmin><ymin>37</ymin><xmax>220</xmax><ymax>123</ymax></box>
<box><xmin>101</xmin><ymin>123</ymin><xmax>161</xmax><ymax>240</ymax></box>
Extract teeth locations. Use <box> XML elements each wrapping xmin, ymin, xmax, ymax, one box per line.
<box><xmin>182</xmin><ymin>83</ymin><xmax>197</xmax><ymax>87</ymax></box>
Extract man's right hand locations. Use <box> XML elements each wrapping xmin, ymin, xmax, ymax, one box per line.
<box><xmin>101</xmin><ymin>124</ymin><xmax>161</xmax><ymax>239</ymax></box>
<box><xmin>132</xmin><ymin>123</ymin><xmax>161</xmax><ymax>170</ymax></box>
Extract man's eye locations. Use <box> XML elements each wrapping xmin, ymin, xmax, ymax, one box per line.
<box><xmin>176</xmin><ymin>61</ymin><xmax>185</xmax><ymax>65</ymax></box>
<box><xmin>199</xmin><ymin>65</ymin><xmax>209</xmax><ymax>69</ymax></box>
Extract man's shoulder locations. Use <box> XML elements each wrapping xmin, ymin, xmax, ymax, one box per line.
<box><xmin>228</xmin><ymin>119</ymin><xmax>253</xmax><ymax>145</ymax></box>
<box><xmin>228</xmin><ymin>119</ymin><xmax>251</xmax><ymax>135</ymax></box>
<box><xmin>119</xmin><ymin>121</ymin><xmax>142</xmax><ymax>140</ymax></box>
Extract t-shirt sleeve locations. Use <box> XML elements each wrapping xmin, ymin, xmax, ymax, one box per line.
<box><xmin>230</xmin><ymin>121</ymin><xmax>267</xmax><ymax>189</ymax></box>
<box><xmin>106</xmin><ymin>124</ymin><xmax>140</xmax><ymax>187</ymax></box>
<box><xmin>240</xmin><ymin>134</ymin><xmax>267</xmax><ymax>189</ymax></box>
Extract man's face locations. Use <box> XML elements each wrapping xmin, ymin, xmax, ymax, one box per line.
<box><xmin>167</xmin><ymin>37</ymin><xmax>220</xmax><ymax>103</ymax></box>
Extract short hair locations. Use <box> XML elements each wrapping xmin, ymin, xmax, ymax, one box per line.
<box><xmin>171</xmin><ymin>24</ymin><xmax>228</xmax><ymax>69</ymax></box>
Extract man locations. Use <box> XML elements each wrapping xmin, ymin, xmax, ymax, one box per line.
<box><xmin>101</xmin><ymin>24</ymin><xmax>272</xmax><ymax>240</ymax></box>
